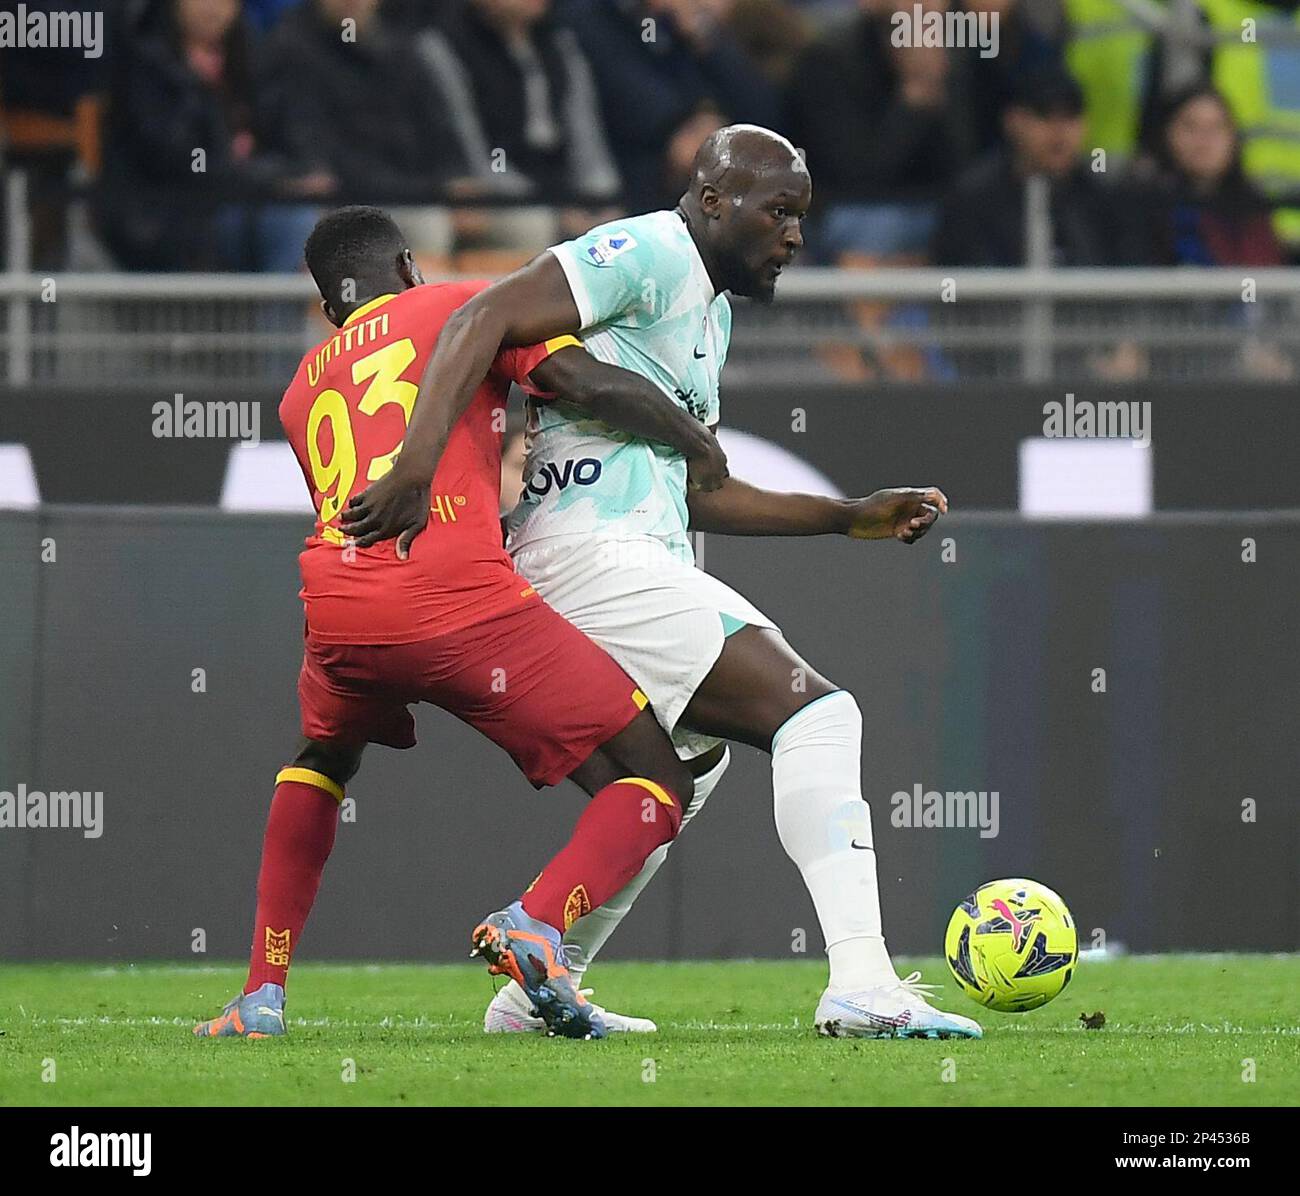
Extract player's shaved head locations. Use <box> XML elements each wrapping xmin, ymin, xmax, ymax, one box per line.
<box><xmin>678</xmin><ymin>124</ymin><xmax>812</xmax><ymax>303</ymax></box>
<box><xmin>688</xmin><ymin>124</ymin><xmax>808</xmax><ymax>205</ymax></box>
<box><xmin>304</xmin><ymin>205</ymin><xmax>422</xmax><ymax>326</ymax></box>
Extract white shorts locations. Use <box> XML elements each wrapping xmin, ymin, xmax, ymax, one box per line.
<box><xmin>511</xmin><ymin>536</ymin><xmax>780</xmax><ymax>760</ymax></box>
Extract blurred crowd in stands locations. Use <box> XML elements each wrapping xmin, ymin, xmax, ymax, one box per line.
<box><xmin>2</xmin><ymin>0</ymin><xmax>1300</xmax><ymax>277</ymax></box>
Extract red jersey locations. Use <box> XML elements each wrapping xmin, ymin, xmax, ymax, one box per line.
<box><xmin>279</xmin><ymin>283</ymin><xmax>574</xmax><ymax>644</ymax></box>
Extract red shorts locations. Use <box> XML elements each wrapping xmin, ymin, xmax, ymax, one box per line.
<box><xmin>297</xmin><ymin>596</ymin><xmax>647</xmax><ymax>787</ymax></box>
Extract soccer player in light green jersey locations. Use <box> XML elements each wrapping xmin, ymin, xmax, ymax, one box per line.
<box><xmin>343</xmin><ymin>125</ymin><xmax>980</xmax><ymax>1040</ymax></box>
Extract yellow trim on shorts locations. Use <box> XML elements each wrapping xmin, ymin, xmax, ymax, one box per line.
<box><xmin>543</xmin><ymin>334</ymin><xmax>582</xmax><ymax>355</ymax></box>
<box><xmin>276</xmin><ymin>767</ymin><xmax>345</xmax><ymax>803</ymax></box>
<box><xmin>619</xmin><ymin>776</ymin><xmax>676</xmax><ymax>808</ymax></box>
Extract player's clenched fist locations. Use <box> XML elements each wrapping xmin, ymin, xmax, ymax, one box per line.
<box><xmin>845</xmin><ymin>487</ymin><xmax>948</xmax><ymax>544</ymax></box>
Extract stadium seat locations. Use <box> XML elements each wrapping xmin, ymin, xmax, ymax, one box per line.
<box><xmin>219</xmin><ymin>442</ymin><xmax>313</xmax><ymax>513</ymax></box>
<box><xmin>0</xmin><ymin>94</ymin><xmax>103</xmax><ymax>177</ymax></box>
<box><xmin>1018</xmin><ymin>438</ymin><xmax>1153</xmax><ymax>517</ymax></box>
<box><xmin>0</xmin><ymin>444</ymin><xmax>40</xmax><ymax>508</ymax></box>
<box><xmin>715</xmin><ymin>428</ymin><xmax>844</xmax><ymax>498</ymax></box>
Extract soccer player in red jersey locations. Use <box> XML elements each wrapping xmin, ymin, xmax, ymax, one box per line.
<box><xmin>193</xmin><ymin>206</ymin><xmax>699</xmax><ymax>1040</ymax></box>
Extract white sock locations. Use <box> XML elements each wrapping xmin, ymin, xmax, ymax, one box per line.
<box><xmin>563</xmin><ymin>747</ymin><xmax>731</xmax><ymax>979</ymax></box>
<box><xmin>771</xmin><ymin>691</ymin><xmax>897</xmax><ymax>992</ymax></box>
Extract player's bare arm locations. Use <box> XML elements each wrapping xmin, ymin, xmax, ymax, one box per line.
<box><xmin>528</xmin><ymin>347</ymin><xmax>728</xmax><ymax>492</ymax></box>
<box><xmin>687</xmin><ymin>478</ymin><xmax>946</xmax><ymax>543</ymax></box>
<box><xmin>685</xmin><ymin>423</ymin><xmax>946</xmax><ymax>542</ymax></box>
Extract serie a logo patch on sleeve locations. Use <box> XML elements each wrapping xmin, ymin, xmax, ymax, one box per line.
<box><xmin>585</xmin><ymin>231</ymin><xmax>637</xmax><ymax>267</ymax></box>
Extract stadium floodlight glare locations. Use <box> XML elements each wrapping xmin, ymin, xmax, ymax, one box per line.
<box><xmin>1018</xmin><ymin>437</ymin><xmax>1153</xmax><ymax>518</ymax></box>
<box><xmin>0</xmin><ymin>443</ymin><xmax>39</xmax><ymax>508</ymax></box>
<box><xmin>220</xmin><ymin>442</ymin><xmax>314</xmax><ymax>513</ymax></box>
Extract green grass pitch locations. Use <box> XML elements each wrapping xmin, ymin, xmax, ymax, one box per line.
<box><xmin>2</xmin><ymin>956</ymin><xmax>1297</xmax><ymax>1107</ymax></box>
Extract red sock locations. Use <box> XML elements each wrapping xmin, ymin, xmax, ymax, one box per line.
<box><xmin>522</xmin><ymin>777</ymin><xmax>683</xmax><ymax>933</ymax></box>
<box><xmin>244</xmin><ymin>769</ymin><xmax>342</xmax><ymax>993</ymax></box>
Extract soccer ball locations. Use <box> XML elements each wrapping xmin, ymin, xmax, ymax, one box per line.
<box><xmin>944</xmin><ymin>878</ymin><xmax>1078</xmax><ymax>1012</ymax></box>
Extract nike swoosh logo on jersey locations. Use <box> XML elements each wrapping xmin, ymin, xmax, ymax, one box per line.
<box><xmin>693</xmin><ymin>347</ymin><xmax>706</xmax><ymax>359</ymax></box>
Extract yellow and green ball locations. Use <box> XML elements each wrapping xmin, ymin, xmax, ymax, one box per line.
<box><xmin>945</xmin><ymin>878</ymin><xmax>1078</xmax><ymax>1012</ymax></box>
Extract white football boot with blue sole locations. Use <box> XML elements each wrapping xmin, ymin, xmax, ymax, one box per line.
<box><xmin>484</xmin><ymin>979</ymin><xmax>657</xmax><ymax>1034</ymax></box>
<box><xmin>815</xmin><ymin>971</ymin><xmax>983</xmax><ymax>1039</ymax></box>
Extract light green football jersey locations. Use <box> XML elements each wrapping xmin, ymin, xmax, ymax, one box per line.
<box><xmin>505</xmin><ymin>209</ymin><xmax>731</xmax><ymax>564</ymax></box>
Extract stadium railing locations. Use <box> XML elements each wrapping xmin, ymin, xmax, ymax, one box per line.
<box><xmin>3</xmin><ymin>267</ymin><xmax>1299</xmax><ymax>387</ymax></box>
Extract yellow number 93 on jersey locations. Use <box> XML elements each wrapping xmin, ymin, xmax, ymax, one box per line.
<box><xmin>945</xmin><ymin>878</ymin><xmax>1078</xmax><ymax>1012</ymax></box>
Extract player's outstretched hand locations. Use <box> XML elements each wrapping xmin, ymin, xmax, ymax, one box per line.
<box><xmin>846</xmin><ymin>487</ymin><xmax>948</xmax><ymax>544</ymax></box>
<box><xmin>339</xmin><ymin>468</ymin><xmax>431</xmax><ymax>559</ymax></box>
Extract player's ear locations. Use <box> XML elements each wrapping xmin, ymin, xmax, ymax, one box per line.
<box><xmin>699</xmin><ymin>184</ymin><xmax>722</xmax><ymax>219</ymax></box>
<box><xmin>398</xmin><ymin>248</ymin><xmax>423</xmax><ymax>289</ymax></box>
<box><xmin>320</xmin><ymin>298</ymin><xmax>340</xmax><ymax>327</ymax></box>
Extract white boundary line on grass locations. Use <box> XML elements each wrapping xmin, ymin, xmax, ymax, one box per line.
<box><xmin>20</xmin><ymin>1014</ymin><xmax>1300</xmax><ymax>1036</ymax></box>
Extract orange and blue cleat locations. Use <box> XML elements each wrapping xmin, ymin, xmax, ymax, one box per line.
<box><xmin>193</xmin><ymin>982</ymin><xmax>287</xmax><ymax>1038</ymax></box>
<box><xmin>471</xmin><ymin>901</ymin><xmax>606</xmax><ymax>1040</ymax></box>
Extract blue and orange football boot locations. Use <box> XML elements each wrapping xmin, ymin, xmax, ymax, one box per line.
<box><xmin>471</xmin><ymin>901</ymin><xmax>606</xmax><ymax>1040</ymax></box>
<box><xmin>192</xmin><ymin>982</ymin><xmax>287</xmax><ymax>1039</ymax></box>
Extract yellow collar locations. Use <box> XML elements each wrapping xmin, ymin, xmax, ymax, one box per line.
<box><xmin>343</xmin><ymin>293</ymin><xmax>397</xmax><ymax>326</ymax></box>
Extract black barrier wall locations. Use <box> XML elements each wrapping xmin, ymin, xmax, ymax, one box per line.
<box><xmin>1</xmin><ymin>509</ymin><xmax>1296</xmax><ymax>961</ymax></box>
<box><xmin>3</xmin><ymin>382</ymin><xmax>1300</xmax><ymax>509</ymax></box>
